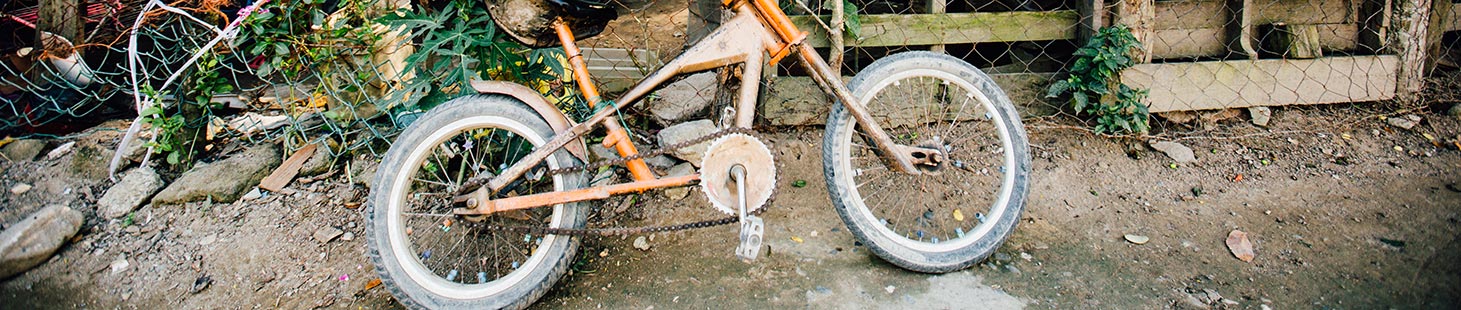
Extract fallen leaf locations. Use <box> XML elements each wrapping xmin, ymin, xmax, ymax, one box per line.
<box><xmin>790</xmin><ymin>236</ymin><xmax>804</xmax><ymax>243</ymax></box>
<box><xmin>1233</xmin><ymin>174</ymin><xmax>1244</xmax><ymax>182</ymax></box>
<box><xmin>953</xmin><ymin>209</ymin><xmax>965</xmax><ymax>222</ymax></box>
<box><xmin>365</xmin><ymin>278</ymin><xmax>382</xmax><ymax>290</ymax></box>
<box><xmin>1226</xmin><ymin>230</ymin><xmax>1255</xmax><ymax>262</ymax></box>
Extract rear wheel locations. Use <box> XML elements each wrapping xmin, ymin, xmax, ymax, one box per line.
<box><xmin>367</xmin><ymin>95</ymin><xmax>587</xmax><ymax>309</ymax></box>
<box><xmin>823</xmin><ymin>51</ymin><xmax>1031</xmax><ymax>273</ymax></box>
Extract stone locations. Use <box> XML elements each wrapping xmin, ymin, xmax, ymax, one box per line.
<box><xmin>44</xmin><ymin>141</ymin><xmax>75</xmax><ymax>161</ymax></box>
<box><xmin>241</xmin><ymin>188</ymin><xmax>263</xmax><ymax>201</ymax></box>
<box><xmin>1151</xmin><ymin>141</ymin><xmax>1197</xmax><ymax>163</ymax></box>
<box><xmin>632</xmin><ymin>236</ymin><xmax>650</xmax><ymax>251</ymax></box>
<box><xmin>198</xmin><ymin>235</ymin><xmax>217</xmax><ymax>246</ymax></box>
<box><xmin>1448</xmin><ymin>103</ymin><xmax>1461</xmax><ymax>117</ymax></box>
<box><xmin>341</xmin><ymin>232</ymin><xmax>355</xmax><ymax>241</ymax></box>
<box><xmin>152</xmin><ymin>144</ymin><xmax>282</xmax><ymax>204</ymax></box>
<box><xmin>1247</xmin><ymin>106</ymin><xmax>1271</xmax><ymax>127</ymax></box>
<box><xmin>109</xmin><ymin>256</ymin><xmax>129</xmax><ymax>275</ymax></box>
<box><xmin>645</xmin><ymin>72</ymin><xmax>717</xmax><ymax>124</ymax></box>
<box><xmin>590</xmin><ymin>169</ymin><xmax>619</xmax><ymax>188</ymax></box>
<box><xmin>98</xmin><ymin>166</ymin><xmax>166</xmax><ymax>219</ymax></box>
<box><xmin>314</xmin><ymin>227</ymin><xmax>344</xmax><ymax>243</ymax></box>
<box><xmin>643</xmin><ymin>155</ymin><xmax>677</xmax><ymax>170</ymax></box>
<box><xmin>297</xmin><ymin>145</ymin><xmax>333</xmax><ymax>177</ymax></box>
<box><xmin>9</xmin><ymin>183</ymin><xmax>31</xmax><ymax>195</ymax></box>
<box><xmin>0</xmin><ymin>205</ymin><xmax>84</xmax><ymax>278</ymax></box>
<box><xmin>590</xmin><ymin>144</ymin><xmax>619</xmax><ymax>161</ymax></box>
<box><xmin>663</xmin><ymin>163</ymin><xmax>696</xmax><ymax>199</ymax></box>
<box><xmin>1</xmin><ymin>139</ymin><xmax>45</xmax><ymax>161</ymax></box>
<box><xmin>657</xmin><ymin>120</ymin><xmax>717</xmax><ymax>166</ymax></box>
<box><xmin>349</xmin><ymin>155</ymin><xmax>380</xmax><ymax>188</ymax></box>
<box><xmin>1386</xmin><ymin>114</ymin><xmax>1421</xmax><ymax>130</ymax></box>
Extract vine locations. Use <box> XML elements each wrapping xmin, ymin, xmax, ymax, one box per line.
<box><xmin>1047</xmin><ymin>25</ymin><xmax>1150</xmax><ymax>134</ymax></box>
<box><xmin>140</xmin><ymin>53</ymin><xmax>232</xmax><ymax>167</ymax></box>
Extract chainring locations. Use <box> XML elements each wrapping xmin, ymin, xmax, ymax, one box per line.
<box><xmin>699</xmin><ymin>133</ymin><xmax>776</xmax><ymax>215</ymax></box>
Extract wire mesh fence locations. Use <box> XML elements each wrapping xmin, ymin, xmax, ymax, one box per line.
<box><xmin>1</xmin><ymin>0</ymin><xmax>1458</xmax><ymax>163</ymax></box>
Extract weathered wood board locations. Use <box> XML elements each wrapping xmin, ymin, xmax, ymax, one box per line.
<box><xmin>583</xmin><ymin>47</ymin><xmax>660</xmax><ymax>93</ymax></box>
<box><xmin>758</xmin><ymin>73</ymin><xmax>1057</xmax><ymax>126</ymax></box>
<box><xmin>791</xmin><ymin>11</ymin><xmax>1080</xmax><ymax>48</ymax></box>
<box><xmin>1148</xmin><ymin>0</ymin><xmax>1362</xmax><ymax>59</ymax></box>
<box><xmin>1122</xmin><ymin>55</ymin><xmax>1398</xmax><ymax>113</ymax></box>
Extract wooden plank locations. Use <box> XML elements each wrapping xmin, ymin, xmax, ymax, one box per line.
<box><xmin>1150</xmin><ymin>23</ymin><xmax>1357</xmax><ymax>59</ymax></box>
<box><xmin>1260</xmin><ymin>23</ymin><xmax>1324</xmax><ymax>59</ymax></box>
<box><xmin>1155</xmin><ymin>0</ymin><xmax>1225</xmax><ymax>30</ymax></box>
<box><xmin>1226</xmin><ymin>0</ymin><xmax>1258</xmax><ymax>58</ymax></box>
<box><xmin>758</xmin><ymin>73</ymin><xmax>1057</xmax><ymax>126</ymax></box>
<box><xmin>1449</xmin><ymin>2</ymin><xmax>1461</xmax><ymax>31</ymax></box>
<box><xmin>1078</xmin><ymin>0</ymin><xmax>1107</xmax><ymax>42</ymax></box>
<box><xmin>790</xmin><ymin>11</ymin><xmax>1080</xmax><ymax>48</ymax></box>
<box><xmin>583</xmin><ymin>48</ymin><xmax>660</xmax><ymax>93</ymax></box>
<box><xmin>1358</xmin><ymin>0</ymin><xmax>1393</xmax><ymax>53</ymax></box>
<box><xmin>1155</xmin><ymin>0</ymin><xmax>1356</xmax><ymax>30</ymax></box>
<box><xmin>1121</xmin><ymin>55</ymin><xmax>1399</xmax><ymax>112</ymax></box>
<box><xmin>38</xmin><ymin>0</ymin><xmax>84</xmax><ymax>44</ymax></box>
<box><xmin>259</xmin><ymin>143</ymin><xmax>318</xmax><ymax>192</ymax></box>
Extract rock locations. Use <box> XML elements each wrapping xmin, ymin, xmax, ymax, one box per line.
<box><xmin>297</xmin><ymin>144</ymin><xmax>333</xmax><ymax>177</ymax></box>
<box><xmin>0</xmin><ymin>205</ymin><xmax>85</xmax><ymax>278</ymax></box>
<box><xmin>1247</xmin><ymin>107</ymin><xmax>1271</xmax><ymax>127</ymax></box>
<box><xmin>152</xmin><ymin>144</ymin><xmax>282</xmax><ymax>204</ymax></box>
<box><xmin>341</xmin><ymin>232</ymin><xmax>355</xmax><ymax>241</ymax></box>
<box><xmin>1124</xmin><ymin>234</ymin><xmax>1150</xmax><ymax>245</ymax></box>
<box><xmin>349</xmin><ymin>155</ymin><xmax>379</xmax><ymax>188</ymax></box>
<box><xmin>198</xmin><ymin>235</ymin><xmax>217</xmax><ymax>246</ymax></box>
<box><xmin>66</xmin><ymin>140</ymin><xmax>113</xmax><ymax>180</ymax></box>
<box><xmin>1175</xmin><ymin>292</ymin><xmax>1212</xmax><ymax>310</ymax></box>
<box><xmin>314</xmin><ymin>227</ymin><xmax>344</xmax><ymax>243</ymax></box>
<box><xmin>1151</xmin><ymin>141</ymin><xmax>1197</xmax><ymax>163</ymax></box>
<box><xmin>992</xmin><ymin>252</ymin><xmax>1013</xmax><ymax>263</ymax></box>
<box><xmin>98</xmin><ymin>166</ymin><xmax>166</xmax><ymax>219</ymax></box>
<box><xmin>632</xmin><ymin>236</ymin><xmax>650</xmax><ymax>251</ymax></box>
<box><xmin>1449</xmin><ymin>103</ymin><xmax>1461</xmax><ymax>117</ymax></box>
<box><xmin>109</xmin><ymin>256</ymin><xmax>130</xmax><ymax>275</ymax></box>
<box><xmin>646</xmin><ymin>72</ymin><xmax>717</xmax><ymax>124</ymax></box>
<box><xmin>663</xmin><ymin>163</ymin><xmax>696</xmax><ymax>199</ymax></box>
<box><xmin>44</xmin><ymin>141</ymin><xmax>75</xmax><ymax>160</ymax></box>
<box><xmin>590</xmin><ymin>169</ymin><xmax>619</xmax><ymax>188</ymax></box>
<box><xmin>1</xmin><ymin>139</ymin><xmax>45</xmax><ymax>161</ymax></box>
<box><xmin>9</xmin><ymin>183</ymin><xmax>31</xmax><ymax>195</ymax></box>
<box><xmin>1226</xmin><ymin>230</ymin><xmax>1256</xmax><ymax>262</ymax></box>
<box><xmin>590</xmin><ymin>144</ymin><xmax>619</xmax><ymax>161</ymax></box>
<box><xmin>657</xmin><ymin>120</ymin><xmax>717</xmax><ymax>165</ymax></box>
<box><xmin>1386</xmin><ymin>114</ymin><xmax>1421</xmax><ymax>130</ymax></box>
<box><xmin>643</xmin><ymin>155</ymin><xmax>677</xmax><ymax>170</ymax></box>
<box><xmin>240</xmin><ymin>188</ymin><xmax>263</xmax><ymax>201</ymax></box>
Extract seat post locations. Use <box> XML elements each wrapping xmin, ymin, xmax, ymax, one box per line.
<box><xmin>552</xmin><ymin>19</ymin><xmax>656</xmax><ymax>181</ymax></box>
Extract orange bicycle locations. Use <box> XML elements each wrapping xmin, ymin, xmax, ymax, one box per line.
<box><xmin>366</xmin><ymin>0</ymin><xmax>1031</xmax><ymax>308</ymax></box>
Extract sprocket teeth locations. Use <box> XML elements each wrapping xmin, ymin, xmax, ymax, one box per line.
<box><xmin>698</xmin><ymin>133</ymin><xmax>777</xmax><ymax>215</ymax></box>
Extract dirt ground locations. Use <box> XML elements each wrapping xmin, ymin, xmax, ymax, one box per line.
<box><xmin>4</xmin><ymin>1</ymin><xmax>1461</xmax><ymax>309</ymax></box>
<box><xmin>3</xmin><ymin>101</ymin><xmax>1460</xmax><ymax>309</ymax></box>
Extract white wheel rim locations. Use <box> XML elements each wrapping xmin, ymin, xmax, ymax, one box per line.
<box><xmin>385</xmin><ymin>115</ymin><xmax>567</xmax><ymax>300</ymax></box>
<box><xmin>839</xmin><ymin>68</ymin><xmax>1018</xmax><ymax>253</ymax></box>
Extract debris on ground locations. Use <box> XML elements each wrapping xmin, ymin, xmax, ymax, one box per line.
<box><xmin>1385</xmin><ymin>115</ymin><xmax>1422</xmax><ymax>130</ymax></box>
<box><xmin>633</xmin><ymin>236</ymin><xmax>650</xmax><ymax>251</ymax></box>
<box><xmin>152</xmin><ymin>144</ymin><xmax>282</xmax><ymax>204</ymax></box>
<box><xmin>1</xmin><ymin>139</ymin><xmax>45</xmax><ymax>161</ymax></box>
<box><xmin>1124</xmin><ymin>234</ymin><xmax>1151</xmax><ymax>245</ymax></box>
<box><xmin>1248</xmin><ymin>107</ymin><xmax>1271</xmax><ymax>127</ymax></box>
<box><xmin>44</xmin><ymin>141</ymin><xmax>75</xmax><ymax>161</ymax></box>
<box><xmin>8</xmin><ymin>183</ymin><xmax>30</xmax><ymax>195</ymax></box>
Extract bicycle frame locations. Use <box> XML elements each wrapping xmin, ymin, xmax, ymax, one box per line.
<box><xmin>452</xmin><ymin>0</ymin><xmax>934</xmax><ymax>216</ymax></box>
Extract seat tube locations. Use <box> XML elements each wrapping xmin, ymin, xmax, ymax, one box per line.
<box><xmin>553</xmin><ymin>20</ymin><xmax>657</xmax><ymax>181</ymax></box>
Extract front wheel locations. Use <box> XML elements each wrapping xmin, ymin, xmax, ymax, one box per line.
<box><xmin>367</xmin><ymin>95</ymin><xmax>587</xmax><ymax>309</ymax></box>
<box><xmin>823</xmin><ymin>51</ymin><xmax>1031</xmax><ymax>273</ymax></box>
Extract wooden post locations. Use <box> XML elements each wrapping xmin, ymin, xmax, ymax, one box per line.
<box><xmin>1359</xmin><ymin>0</ymin><xmax>1393</xmax><ymax>53</ymax></box>
<box><xmin>1114</xmin><ymin>0</ymin><xmax>1154</xmax><ymax>63</ymax></box>
<box><xmin>1260</xmin><ymin>23</ymin><xmax>1324</xmax><ymax>59</ymax></box>
<box><xmin>1393</xmin><ymin>0</ymin><xmax>1432</xmax><ymax>99</ymax></box>
<box><xmin>1224</xmin><ymin>0</ymin><xmax>1257</xmax><ymax>59</ymax></box>
<box><xmin>1424</xmin><ymin>0</ymin><xmax>1452</xmax><ymax>71</ymax></box>
<box><xmin>830</xmin><ymin>0</ymin><xmax>845</xmax><ymax>75</ymax></box>
<box><xmin>927</xmin><ymin>0</ymin><xmax>948</xmax><ymax>53</ymax></box>
<box><xmin>1078</xmin><ymin>0</ymin><xmax>1107</xmax><ymax>42</ymax></box>
<box><xmin>37</xmin><ymin>0</ymin><xmax>84</xmax><ymax>47</ymax></box>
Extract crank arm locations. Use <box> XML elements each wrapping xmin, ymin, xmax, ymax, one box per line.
<box><xmin>453</xmin><ymin>174</ymin><xmax>701</xmax><ymax>216</ymax></box>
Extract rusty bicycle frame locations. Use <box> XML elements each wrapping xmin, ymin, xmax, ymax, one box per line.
<box><xmin>452</xmin><ymin>0</ymin><xmax>944</xmax><ymax>217</ymax></box>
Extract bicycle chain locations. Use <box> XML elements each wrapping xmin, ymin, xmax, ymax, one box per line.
<box><xmin>459</xmin><ymin>126</ymin><xmax>773</xmax><ymax>237</ymax></box>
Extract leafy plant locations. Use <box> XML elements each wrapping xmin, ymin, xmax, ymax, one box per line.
<box><xmin>1047</xmin><ymin>25</ymin><xmax>1150</xmax><ymax>134</ymax></box>
<box><xmin>140</xmin><ymin>53</ymin><xmax>232</xmax><ymax>167</ymax></box>
<box><xmin>379</xmin><ymin>0</ymin><xmax>571</xmax><ymax>113</ymax></box>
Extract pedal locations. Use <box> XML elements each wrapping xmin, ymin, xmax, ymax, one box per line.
<box><xmin>735</xmin><ymin>214</ymin><xmax>764</xmax><ymax>262</ymax></box>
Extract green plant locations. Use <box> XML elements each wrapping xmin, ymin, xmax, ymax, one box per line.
<box><xmin>1047</xmin><ymin>25</ymin><xmax>1150</xmax><ymax>134</ymax></box>
<box><xmin>140</xmin><ymin>53</ymin><xmax>232</xmax><ymax>167</ymax></box>
<box><xmin>379</xmin><ymin>0</ymin><xmax>569</xmax><ymax>113</ymax></box>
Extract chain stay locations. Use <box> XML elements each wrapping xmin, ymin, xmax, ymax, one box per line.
<box><xmin>467</xmin><ymin>126</ymin><xmax>771</xmax><ymax>237</ymax></box>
